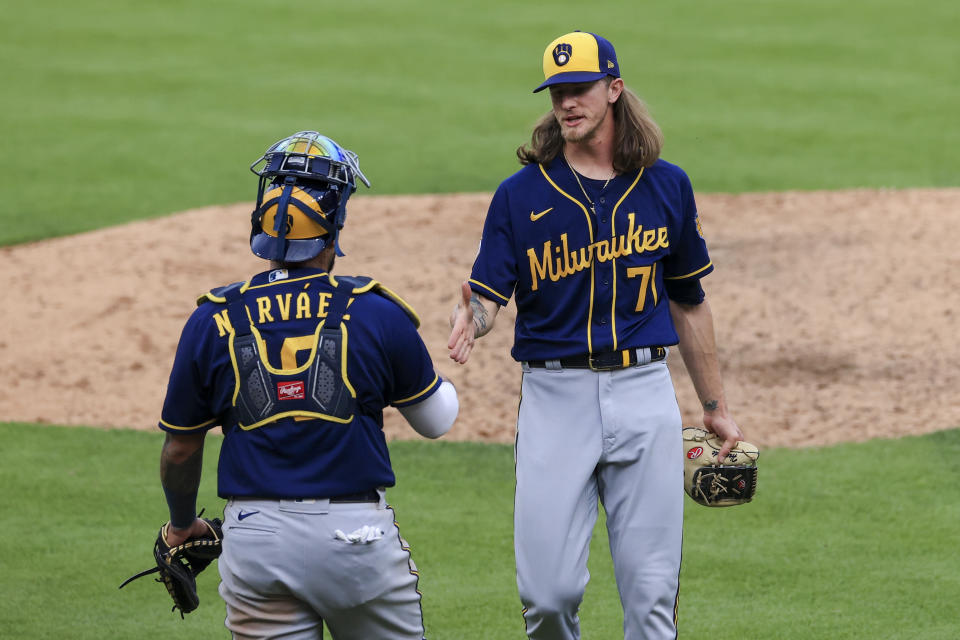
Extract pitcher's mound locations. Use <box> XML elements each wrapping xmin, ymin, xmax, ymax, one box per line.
<box><xmin>1</xmin><ymin>189</ymin><xmax>957</xmax><ymax>448</ymax></box>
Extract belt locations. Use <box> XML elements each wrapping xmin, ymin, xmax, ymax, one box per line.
<box><xmin>327</xmin><ymin>490</ymin><xmax>380</xmax><ymax>504</ymax></box>
<box><xmin>233</xmin><ymin>490</ymin><xmax>382</xmax><ymax>504</ymax></box>
<box><xmin>525</xmin><ymin>347</ymin><xmax>667</xmax><ymax>371</ymax></box>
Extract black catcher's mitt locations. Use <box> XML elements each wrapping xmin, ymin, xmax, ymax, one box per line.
<box><xmin>120</xmin><ymin>517</ymin><xmax>223</xmax><ymax>616</ymax></box>
<box><xmin>682</xmin><ymin>427</ymin><xmax>759</xmax><ymax>507</ymax></box>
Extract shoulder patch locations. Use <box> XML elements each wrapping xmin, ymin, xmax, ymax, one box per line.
<box><xmin>196</xmin><ymin>281</ymin><xmax>248</xmax><ymax>307</ymax></box>
<box><xmin>333</xmin><ymin>275</ymin><xmax>420</xmax><ymax>328</ymax></box>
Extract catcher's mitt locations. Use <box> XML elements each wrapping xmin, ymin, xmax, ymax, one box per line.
<box><xmin>682</xmin><ymin>427</ymin><xmax>759</xmax><ymax>507</ymax></box>
<box><xmin>119</xmin><ymin>517</ymin><xmax>223</xmax><ymax>616</ymax></box>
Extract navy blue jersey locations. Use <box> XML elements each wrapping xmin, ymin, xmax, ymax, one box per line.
<box><xmin>159</xmin><ymin>267</ymin><xmax>442</xmax><ymax>499</ymax></box>
<box><xmin>470</xmin><ymin>157</ymin><xmax>713</xmax><ymax>361</ymax></box>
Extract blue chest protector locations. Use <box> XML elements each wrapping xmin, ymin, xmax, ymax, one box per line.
<box><xmin>219</xmin><ymin>278</ymin><xmax>357</xmax><ymax>430</ymax></box>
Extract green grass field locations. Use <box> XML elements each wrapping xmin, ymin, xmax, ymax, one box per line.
<box><xmin>2</xmin><ymin>423</ymin><xmax>959</xmax><ymax>639</ymax></box>
<box><xmin>1</xmin><ymin>0</ymin><xmax>957</xmax><ymax>244</ymax></box>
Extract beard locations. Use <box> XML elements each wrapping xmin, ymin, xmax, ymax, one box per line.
<box><xmin>558</xmin><ymin>114</ymin><xmax>604</xmax><ymax>144</ymax></box>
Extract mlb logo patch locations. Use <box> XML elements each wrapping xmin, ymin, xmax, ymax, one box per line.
<box><xmin>277</xmin><ymin>380</ymin><xmax>305</xmax><ymax>400</ymax></box>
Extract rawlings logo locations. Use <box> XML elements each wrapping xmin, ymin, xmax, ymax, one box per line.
<box><xmin>277</xmin><ymin>380</ymin><xmax>305</xmax><ymax>400</ymax></box>
<box><xmin>687</xmin><ymin>447</ymin><xmax>704</xmax><ymax>460</ymax></box>
<box><xmin>553</xmin><ymin>43</ymin><xmax>572</xmax><ymax>66</ymax></box>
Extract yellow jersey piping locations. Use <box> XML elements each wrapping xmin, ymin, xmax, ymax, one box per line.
<box><xmin>651</xmin><ymin>262</ymin><xmax>659</xmax><ymax>306</ymax></box>
<box><xmin>199</xmin><ymin>279</ymin><xmax>252</xmax><ymax>304</ymax></box>
<box><xmin>394</xmin><ymin>373</ymin><xmax>440</xmax><ymax>405</ymax></box>
<box><xmin>468</xmin><ymin>279</ymin><xmax>509</xmax><ymax>305</ymax></box>
<box><xmin>375</xmin><ymin>283</ymin><xmax>422</xmax><ymax>328</ymax></box>
<box><xmin>664</xmin><ymin>261</ymin><xmax>713</xmax><ymax>280</ymax></box>
<box><xmin>609</xmin><ymin>168</ymin><xmax>644</xmax><ymax>350</ymax></box>
<box><xmin>245</xmin><ymin>272</ymin><xmax>332</xmax><ymax>291</ymax></box>
<box><xmin>539</xmin><ymin>164</ymin><xmax>595</xmax><ymax>353</ymax></box>
<box><xmin>159</xmin><ymin>417</ymin><xmax>217</xmax><ymax>431</ymax></box>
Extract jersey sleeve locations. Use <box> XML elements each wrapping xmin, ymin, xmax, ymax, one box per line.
<box><xmin>384</xmin><ymin>305</ymin><xmax>442</xmax><ymax>408</ymax></box>
<box><xmin>468</xmin><ymin>184</ymin><xmax>516</xmax><ymax>306</ymax></box>
<box><xmin>664</xmin><ymin>278</ymin><xmax>706</xmax><ymax>305</ymax></box>
<box><xmin>661</xmin><ymin>171</ymin><xmax>714</xmax><ymax>282</ymax></box>
<box><xmin>158</xmin><ymin>308</ymin><xmax>220</xmax><ymax>433</ymax></box>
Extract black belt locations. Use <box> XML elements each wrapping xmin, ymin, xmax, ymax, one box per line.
<box><xmin>328</xmin><ymin>490</ymin><xmax>380</xmax><ymax>503</ymax></box>
<box><xmin>525</xmin><ymin>347</ymin><xmax>667</xmax><ymax>371</ymax></box>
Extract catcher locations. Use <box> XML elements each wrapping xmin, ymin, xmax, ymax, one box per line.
<box><xmin>124</xmin><ymin>131</ymin><xmax>458</xmax><ymax>639</ymax></box>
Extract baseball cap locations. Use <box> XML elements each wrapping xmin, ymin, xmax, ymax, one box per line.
<box><xmin>533</xmin><ymin>31</ymin><xmax>620</xmax><ymax>93</ymax></box>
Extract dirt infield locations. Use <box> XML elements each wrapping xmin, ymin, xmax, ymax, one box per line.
<box><xmin>1</xmin><ymin>189</ymin><xmax>958</xmax><ymax>448</ymax></box>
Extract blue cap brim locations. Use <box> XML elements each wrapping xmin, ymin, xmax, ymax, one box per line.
<box><xmin>533</xmin><ymin>71</ymin><xmax>610</xmax><ymax>93</ymax></box>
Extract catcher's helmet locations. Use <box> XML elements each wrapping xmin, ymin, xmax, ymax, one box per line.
<box><xmin>249</xmin><ymin>131</ymin><xmax>370</xmax><ymax>262</ymax></box>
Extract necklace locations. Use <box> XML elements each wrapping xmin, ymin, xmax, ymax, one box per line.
<box><xmin>565</xmin><ymin>154</ymin><xmax>613</xmax><ymax>214</ymax></box>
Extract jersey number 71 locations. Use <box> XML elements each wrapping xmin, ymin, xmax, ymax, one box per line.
<box><xmin>626</xmin><ymin>265</ymin><xmax>658</xmax><ymax>312</ymax></box>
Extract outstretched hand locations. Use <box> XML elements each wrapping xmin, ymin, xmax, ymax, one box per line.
<box><xmin>447</xmin><ymin>281</ymin><xmax>476</xmax><ymax>364</ymax></box>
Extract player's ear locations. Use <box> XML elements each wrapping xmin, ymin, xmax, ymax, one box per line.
<box><xmin>607</xmin><ymin>78</ymin><xmax>624</xmax><ymax>103</ymax></box>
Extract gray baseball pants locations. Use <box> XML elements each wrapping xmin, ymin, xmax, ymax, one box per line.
<box><xmin>218</xmin><ymin>495</ymin><xmax>425</xmax><ymax>640</ymax></box>
<box><xmin>515</xmin><ymin>357</ymin><xmax>684</xmax><ymax>640</ymax></box>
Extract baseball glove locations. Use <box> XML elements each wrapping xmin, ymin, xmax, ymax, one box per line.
<box><xmin>119</xmin><ymin>517</ymin><xmax>223</xmax><ymax>616</ymax></box>
<box><xmin>682</xmin><ymin>427</ymin><xmax>759</xmax><ymax>507</ymax></box>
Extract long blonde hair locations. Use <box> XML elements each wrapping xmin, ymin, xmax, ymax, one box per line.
<box><xmin>516</xmin><ymin>83</ymin><xmax>663</xmax><ymax>173</ymax></box>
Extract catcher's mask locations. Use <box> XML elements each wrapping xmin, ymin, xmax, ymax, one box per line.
<box><xmin>249</xmin><ymin>131</ymin><xmax>370</xmax><ymax>262</ymax></box>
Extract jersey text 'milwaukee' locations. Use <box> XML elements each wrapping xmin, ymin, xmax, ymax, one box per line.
<box><xmin>527</xmin><ymin>214</ymin><xmax>669</xmax><ymax>290</ymax></box>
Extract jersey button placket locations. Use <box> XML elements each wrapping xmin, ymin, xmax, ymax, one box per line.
<box><xmin>591</xmin><ymin>199</ymin><xmax>614</xmax><ymax>348</ymax></box>
<box><xmin>595</xmin><ymin>203</ymin><xmax>610</xmax><ymax>286</ymax></box>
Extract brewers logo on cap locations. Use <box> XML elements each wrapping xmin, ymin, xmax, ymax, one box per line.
<box><xmin>553</xmin><ymin>43</ymin><xmax>573</xmax><ymax>66</ymax></box>
<box><xmin>534</xmin><ymin>31</ymin><xmax>621</xmax><ymax>93</ymax></box>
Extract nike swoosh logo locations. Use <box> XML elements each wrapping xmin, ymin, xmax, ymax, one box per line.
<box><xmin>237</xmin><ymin>510</ymin><xmax>260</xmax><ymax>521</ymax></box>
<box><xmin>530</xmin><ymin>207</ymin><xmax>554</xmax><ymax>221</ymax></box>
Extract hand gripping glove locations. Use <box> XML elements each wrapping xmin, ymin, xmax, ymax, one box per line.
<box><xmin>120</xmin><ymin>517</ymin><xmax>223</xmax><ymax>616</ymax></box>
<box><xmin>682</xmin><ymin>427</ymin><xmax>759</xmax><ymax>507</ymax></box>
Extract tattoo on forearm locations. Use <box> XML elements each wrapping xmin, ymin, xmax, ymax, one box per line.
<box><xmin>703</xmin><ymin>399</ymin><xmax>719</xmax><ymax>411</ymax></box>
<box><xmin>470</xmin><ymin>293</ymin><xmax>489</xmax><ymax>338</ymax></box>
